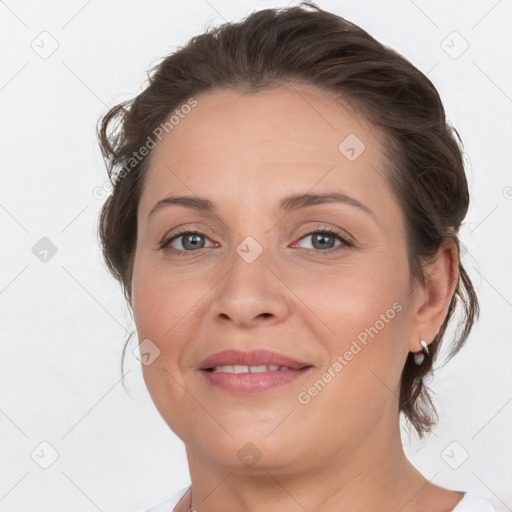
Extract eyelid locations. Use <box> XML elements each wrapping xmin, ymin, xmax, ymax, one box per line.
<box><xmin>292</xmin><ymin>225</ymin><xmax>354</xmax><ymax>251</ymax></box>
<box><xmin>158</xmin><ymin>223</ymin><xmax>354</xmax><ymax>256</ymax></box>
<box><xmin>158</xmin><ymin>228</ymin><xmax>217</xmax><ymax>252</ymax></box>
<box><xmin>295</xmin><ymin>223</ymin><xmax>353</xmax><ymax>242</ymax></box>
<box><xmin>158</xmin><ymin>223</ymin><xmax>217</xmax><ymax>246</ymax></box>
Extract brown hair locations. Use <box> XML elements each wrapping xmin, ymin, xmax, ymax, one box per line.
<box><xmin>97</xmin><ymin>2</ymin><xmax>478</xmax><ymax>438</ymax></box>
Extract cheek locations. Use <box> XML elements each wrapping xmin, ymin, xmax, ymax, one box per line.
<box><xmin>132</xmin><ymin>260</ymin><xmax>200</xmax><ymax>338</ymax></box>
<box><xmin>131</xmin><ymin>262</ymin><xmax>217</xmax><ymax>385</ymax></box>
<box><xmin>131</xmin><ymin>266</ymin><xmax>204</xmax><ymax>433</ymax></box>
<box><xmin>290</xmin><ymin>273</ymin><xmax>410</xmax><ymax>452</ymax></box>
<box><xmin>295</xmin><ymin>272</ymin><xmax>409</xmax><ymax>436</ymax></box>
<box><xmin>310</xmin><ymin>260</ymin><xmax>410</xmax><ymax>386</ymax></box>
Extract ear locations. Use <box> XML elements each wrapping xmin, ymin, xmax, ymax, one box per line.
<box><xmin>408</xmin><ymin>237</ymin><xmax>460</xmax><ymax>353</ymax></box>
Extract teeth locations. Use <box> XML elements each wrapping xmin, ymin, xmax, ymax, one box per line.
<box><xmin>211</xmin><ymin>364</ymin><xmax>293</xmax><ymax>373</ymax></box>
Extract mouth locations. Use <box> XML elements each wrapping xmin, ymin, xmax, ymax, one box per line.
<box><xmin>199</xmin><ymin>365</ymin><xmax>313</xmax><ymax>393</ymax></box>
<box><xmin>198</xmin><ymin>348</ymin><xmax>312</xmax><ymax>372</ymax></box>
<box><xmin>198</xmin><ymin>366</ymin><xmax>313</xmax><ymax>396</ymax></box>
<box><xmin>203</xmin><ymin>364</ymin><xmax>310</xmax><ymax>373</ymax></box>
<box><xmin>197</xmin><ymin>349</ymin><xmax>314</xmax><ymax>393</ymax></box>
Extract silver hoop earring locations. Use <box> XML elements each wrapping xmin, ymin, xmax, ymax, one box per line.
<box><xmin>414</xmin><ymin>339</ymin><xmax>429</xmax><ymax>366</ymax></box>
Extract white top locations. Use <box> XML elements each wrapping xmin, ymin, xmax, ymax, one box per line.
<box><xmin>141</xmin><ymin>486</ymin><xmax>496</xmax><ymax>512</ymax></box>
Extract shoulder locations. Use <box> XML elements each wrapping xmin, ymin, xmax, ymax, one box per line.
<box><xmin>452</xmin><ymin>492</ymin><xmax>496</xmax><ymax>512</ymax></box>
<box><xmin>139</xmin><ymin>487</ymin><xmax>496</xmax><ymax>512</ymax></box>
<box><xmin>140</xmin><ymin>485</ymin><xmax>190</xmax><ymax>512</ymax></box>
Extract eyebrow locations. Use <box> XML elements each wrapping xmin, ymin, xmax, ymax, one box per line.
<box><xmin>148</xmin><ymin>192</ymin><xmax>375</xmax><ymax>218</ymax></box>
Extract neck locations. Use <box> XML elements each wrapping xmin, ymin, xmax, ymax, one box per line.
<box><xmin>180</xmin><ymin>414</ymin><xmax>432</xmax><ymax>512</ymax></box>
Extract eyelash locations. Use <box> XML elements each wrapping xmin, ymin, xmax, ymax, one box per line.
<box><xmin>158</xmin><ymin>226</ymin><xmax>353</xmax><ymax>256</ymax></box>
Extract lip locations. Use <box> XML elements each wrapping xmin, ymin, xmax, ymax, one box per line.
<box><xmin>200</xmin><ymin>367</ymin><xmax>313</xmax><ymax>393</ymax></box>
<box><xmin>197</xmin><ymin>349</ymin><xmax>314</xmax><ymax>394</ymax></box>
<box><xmin>198</xmin><ymin>349</ymin><xmax>311</xmax><ymax>371</ymax></box>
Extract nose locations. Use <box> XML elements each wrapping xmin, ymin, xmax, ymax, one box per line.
<box><xmin>208</xmin><ymin>243</ymin><xmax>291</xmax><ymax>329</ymax></box>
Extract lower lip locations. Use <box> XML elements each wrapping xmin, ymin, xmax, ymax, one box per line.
<box><xmin>200</xmin><ymin>367</ymin><xmax>313</xmax><ymax>393</ymax></box>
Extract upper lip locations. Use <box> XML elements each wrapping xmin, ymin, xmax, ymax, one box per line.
<box><xmin>198</xmin><ymin>349</ymin><xmax>312</xmax><ymax>370</ymax></box>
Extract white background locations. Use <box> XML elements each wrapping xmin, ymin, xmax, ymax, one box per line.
<box><xmin>1</xmin><ymin>0</ymin><xmax>511</xmax><ymax>510</ymax></box>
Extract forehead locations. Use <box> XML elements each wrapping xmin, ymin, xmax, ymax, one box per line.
<box><xmin>139</xmin><ymin>83</ymin><xmax>395</xmax><ymax>218</ymax></box>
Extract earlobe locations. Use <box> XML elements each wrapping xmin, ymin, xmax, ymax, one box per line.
<box><xmin>409</xmin><ymin>238</ymin><xmax>460</xmax><ymax>354</ymax></box>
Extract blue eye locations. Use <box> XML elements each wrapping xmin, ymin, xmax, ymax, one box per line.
<box><xmin>159</xmin><ymin>230</ymin><xmax>214</xmax><ymax>255</ymax></box>
<box><xmin>296</xmin><ymin>227</ymin><xmax>352</xmax><ymax>254</ymax></box>
<box><xmin>158</xmin><ymin>226</ymin><xmax>353</xmax><ymax>256</ymax></box>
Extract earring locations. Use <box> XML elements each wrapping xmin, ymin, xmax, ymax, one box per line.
<box><xmin>414</xmin><ymin>339</ymin><xmax>429</xmax><ymax>366</ymax></box>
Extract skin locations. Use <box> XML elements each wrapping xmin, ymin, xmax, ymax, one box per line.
<box><xmin>131</xmin><ymin>83</ymin><xmax>462</xmax><ymax>512</ymax></box>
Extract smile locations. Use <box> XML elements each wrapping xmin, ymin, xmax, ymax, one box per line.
<box><xmin>200</xmin><ymin>366</ymin><xmax>313</xmax><ymax>393</ymax></box>
<box><xmin>206</xmin><ymin>364</ymin><xmax>295</xmax><ymax>373</ymax></box>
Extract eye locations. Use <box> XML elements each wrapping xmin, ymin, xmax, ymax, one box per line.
<box><xmin>294</xmin><ymin>227</ymin><xmax>353</xmax><ymax>255</ymax></box>
<box><xmin>158</xmin><ymin>226</ymin><xmax>353</xmax><ymax>256</ymax></box>
<box><xmin>159</xmin><ymin>230</ymin><xmax>217</xmax><ymax>255</ymax></box>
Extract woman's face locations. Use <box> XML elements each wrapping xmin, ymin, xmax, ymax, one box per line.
<box><xmin>131</xmin><ymin>83</ymin><xmax>423</xmax><ymax>472</ymax></box>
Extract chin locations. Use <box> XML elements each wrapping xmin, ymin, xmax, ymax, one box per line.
<box><xmin>188</xmin><ymin>424</ymin><xmax>307</xmax><ymax>472</ymax></box>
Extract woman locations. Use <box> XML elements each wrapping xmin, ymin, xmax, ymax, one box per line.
<box><xmin>96</xmin><ymin>3</ymin><xmax>496</xmax><ymax>511</ymax></box>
